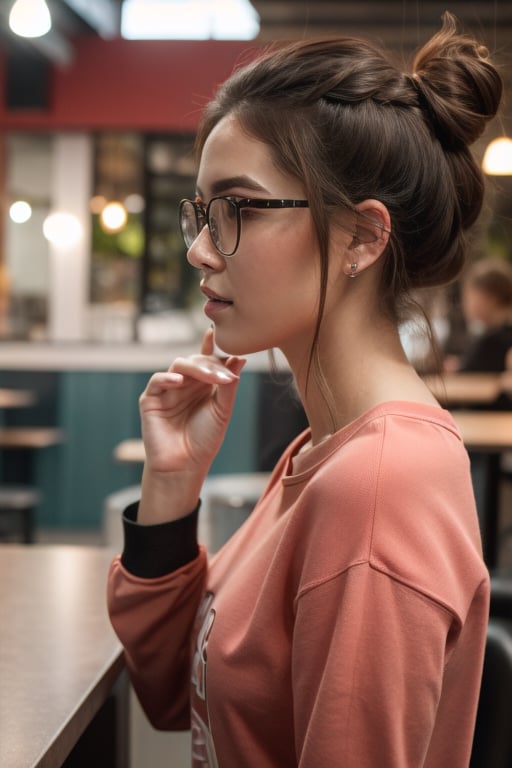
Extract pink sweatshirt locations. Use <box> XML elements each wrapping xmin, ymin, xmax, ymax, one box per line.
<box><xmin>108</xmin><ymin>401</ymin><xmax>489</xmax><ymax>767</ymax></box>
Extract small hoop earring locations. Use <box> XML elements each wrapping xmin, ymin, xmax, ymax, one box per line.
<box><xmin>348</xmin><ymin>262</ymin><xmax>358</xmax><ymax>278</ymax></box>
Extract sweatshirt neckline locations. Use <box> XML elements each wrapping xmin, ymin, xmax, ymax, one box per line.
<box><xmin>287</xmin><ymin>400</ymin><xmax>459</xmax><ymax>479</ymax></box>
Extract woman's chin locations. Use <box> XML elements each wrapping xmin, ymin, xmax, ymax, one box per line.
<box><xmin>212</xmin><ymin>331</ymin><xmax>268</xmax><ymax>358</ymax></box>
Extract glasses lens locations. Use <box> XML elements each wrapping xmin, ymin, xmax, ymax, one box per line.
<box><xmin>209</xmin><ymin>197</ymin><xmax>238</xmax><ymax>256</ymax></box>
<box><xmin>180</xmin><ymin>200</ymin><xmax>202</xmax><ymax>248</ymax></box>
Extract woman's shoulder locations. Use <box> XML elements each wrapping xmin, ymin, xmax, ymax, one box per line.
<box><xmin>366</xmin><ymin>401</ymin><xmax>464</xmax><ymax>471</ymax></box>
<box><xmin>329</xmin><ymin>400</ymin><xmax>473</xmax><ymax>528</ymax></box>
<box><xmin>288</xmin><ymin>401</ymin><xmax>484</xmax><ymax>613</ymax></box>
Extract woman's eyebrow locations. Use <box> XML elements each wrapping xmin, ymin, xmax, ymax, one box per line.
<box><xmin>198</xmin><ymin>176</ymin><xmax>270</xmax><ymax>198</ymax></box>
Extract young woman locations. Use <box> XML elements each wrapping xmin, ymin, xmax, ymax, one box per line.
<box><xmin>108</xmin><ymin>14</ymin><xmax>502</xmax><ymax>767</ymax></box>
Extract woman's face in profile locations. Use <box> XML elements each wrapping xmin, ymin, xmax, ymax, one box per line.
<box><xmin>189</xmin><ymin>114</ymin><xmax>322</xmax><ymax>359</ymax></box>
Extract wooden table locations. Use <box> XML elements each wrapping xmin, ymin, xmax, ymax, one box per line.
<box><xmin>0</xmin><ymin>427</ymin><xmax>64</xmax><ymax>449</ymax></box>
<box><xmin>424</xmin><ymin>373</ymin><xmax>504</xmax><ymax>406</ymax></box>
<box><xmin>498</xmin><ymin>370</ymin><xmax>512</xmax><ymax>395</ymax></box>
<box><xmin>114</xmin><ymin>438</ymin><xmax>145</xmax><ymax>464</ymax></box>
<box><xmin>0</xmin><ymin>388</ymin><xmax>35</xmax><ymax>408</ymax></box>
<box><xmin>0</xmin><ymin>544</ymin><xmax>126</xmax><ymax>768</ymax></box>
<box><xmin>0</xmin><ymin>427</ymin><xmax>65</xmax><ymax>488</ymax></box>
<box><xmin>452</xmin><ymin>411</ymin><xmax>512</xmax><ymax>452</ymax></box>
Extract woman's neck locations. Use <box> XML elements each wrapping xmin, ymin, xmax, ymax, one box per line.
<box><xmin>285</xmin><ymin>318</ymin><xmax>438</xmax><ymax>446</ymax></box>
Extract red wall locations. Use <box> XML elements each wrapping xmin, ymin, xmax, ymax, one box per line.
<box><xmin>0</xmin><ymin>37</ymin><xmax>261</xmax><ymax>131</ymax></box>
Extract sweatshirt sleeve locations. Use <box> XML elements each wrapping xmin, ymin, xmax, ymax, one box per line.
<box><xmin>107</xmin><ymin>502</ymin><xmax>207</xmax><ymax>730</ymax></box>
<box><xmin>121</xmin><ymin>501</ymin><xmax>200</xmax><ymax>577</ymax></box>
<box><xmin>292</xmin><ymin>562</ymin><xmax>457</xmax><ymax>767</ymax></box>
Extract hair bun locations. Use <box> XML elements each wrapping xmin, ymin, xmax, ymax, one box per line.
<box><xmin>411</xmin><ymin>11</ymin><xmax>502</xmax><ymax>148</ymax></box>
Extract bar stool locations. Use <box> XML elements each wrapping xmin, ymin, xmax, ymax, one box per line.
<box><xmin>103</xmin><ymin>485</ymin><xmax>141</xmax><ymax>551</ymax></box>
<box><xmin>471</xmin><ymin>618</ymin><xmax>512</xmax><ymax>767</ymax></box>
<box><xmin>490</xmin><ymin>574</ymin><xmax>512</xmax><ymax>620</ymax></box>
<box><xmin>0</xmin><ymin>486</ymin><xmax>41</xmax><ymax>543</ymax></box>
<box><xmin>200</xmin><ymin>473</ymin><xmax>270</xmax><ymax>553</ymax></box>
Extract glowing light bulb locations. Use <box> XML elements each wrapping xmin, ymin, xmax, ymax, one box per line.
<box><xmin>9</xmin><ymin>0</ymin><xmax>52</xmax><ymax>38</ymax></box>
<box><xmin>9</xmin><ymin>200</ymin><xmax>32</xmax><ymax>223</ymax></box>
<box><xmin>100</xmin><ymin>201</ymin><xmax>128</xmax><ymax>233</ymax></box>
<box><xmin>482</xmin><ymin>137</ymin><xmax>512</xmax><ymax>176</ymax></box>
<box><xmin>43</xmin><ymin>212</ymin><xmax>82</xmax><ymax>248</ymax></box>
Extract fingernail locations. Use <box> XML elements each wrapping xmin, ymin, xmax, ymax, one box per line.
<box><xmin>216</xmin><ymin>370</ymin><xmax>237</xmax><ymax>381</ymax></box>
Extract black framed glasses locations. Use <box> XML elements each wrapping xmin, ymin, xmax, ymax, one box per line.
<box><xmin>179</xmin><ymin>196</ymin><xmax>309</xmax><ymax>257</ymax></box>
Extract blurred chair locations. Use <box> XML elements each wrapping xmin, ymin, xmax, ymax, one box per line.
<box><xmin>490</xmin><ymin>574</ymin><xmax>512</xmax><ymax>620</ymax></box>
<box><xmin>0</xmin><ymin>486</ymin><xmax>41</xmax><ymax>543</ymax></box>
<box><xmin>103</xmin><ymin>473</ymin><xmax>270</xmax><ymax>554</ymax></box>
<box><xmin>103</xmin><ymin>484</ymin><xmax>140</xmax><ymax>551</ymax></box>
<box><xmin>200</xmin><ymin>473</ymin><xmax>269</xmax><ymax>553</ymax></box>
<box><xmin>470</xmin><ymin>618</ymin><xmax>512</xmax><ymax>768</ymax></box>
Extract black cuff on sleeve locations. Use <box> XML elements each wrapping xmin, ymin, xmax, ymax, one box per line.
<box><xmin>120</xmin><ymin>500</ymin><xmax>200</xmax><ymax>578</ymax></box>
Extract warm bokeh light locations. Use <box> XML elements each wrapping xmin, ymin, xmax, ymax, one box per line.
<box><xmin>482</xmin><ymin>137</ymin><xmax>512</xmax><ymax>176</ymax></box>
<box><xmin>9</xmin><ymin>0</ymin><xmax>52</xmax><ymax>38</ymax></box>
<box><xmin>89</xmin><ymin>195</ymin><xmax>107</xmax><ymax>214</ymax></box>
<box><xmin>9</xmin><ymin>200</ymin><xmax>32</xmax><ymax>224</ymax></box>
<box><xmin>43</xmin><ymin>212</ymin><xmax>83</xmax><ymax>247</ymax></box>
<box><xmin>124</xmin><ymin>193</ymin><xmax>145</xmax><ymax>214</ymax></box>
<box><xmin>99</xmin><ymin>201</ymin><xmax>128</xmax><ymax>233</ymax></box>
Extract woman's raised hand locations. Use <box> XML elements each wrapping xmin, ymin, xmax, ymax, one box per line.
<box><xmin>137</xmin><ymin>327</ymin><xmax>246</xmax><ymax>524</ymax></box>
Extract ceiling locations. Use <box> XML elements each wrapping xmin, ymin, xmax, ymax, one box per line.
<box><xmin>0</xmin><ymin>1</ymin><xmax>510</xmax><ymax>67</ymax></box>
<box><xmin>253</xmin><ymin>1</ymin><xmax>512</xmax><ymax>51</ymax></box>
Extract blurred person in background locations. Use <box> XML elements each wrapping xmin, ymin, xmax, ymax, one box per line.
<box><xmin>444</xmin><ymin>257</ymin><xmax>512</xmax><ymax>373</ymax></box>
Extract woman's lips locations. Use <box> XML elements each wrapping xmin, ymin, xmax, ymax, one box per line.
<box><xmin>201</xmin><ymin>286</ymin><xmax>233</xmax><ymax>317</ymax></box>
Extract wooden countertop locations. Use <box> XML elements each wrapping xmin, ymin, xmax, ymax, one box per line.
<box><xmin>451</xmin><ymin>410</ymin><xmax>512</xmax><ymax>453</ymax></box>
<box><xmin>0</xmin><ymin>545</ymin><xmax>124</xmax><ymax>768</ymax></box>
<box><xmin>0</xmin><ymin>342</ymin><xmax>287</xmax><ymax>372</ymax></box>
<box><xmin>0</xmin><ymin>427</ymin><xmax>65</xmax><ymax>448</ymax></box>
<box><xmin>113</xmin><ymin>438</ymin><xmax>145</xmax><ymax>464</ymax></box>
<box><xmin>0</xmin><ymin>388</ymin><xmax>36</xmax><ymax>408</ymax></box>
<box><xmin>423</xmin><ymin>372</ymin><xmax>504</xmax><ymax>405</ymax></box>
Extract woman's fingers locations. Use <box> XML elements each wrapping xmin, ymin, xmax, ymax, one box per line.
<box><xmin>141</xmin><ymin>330</ymin><xmax>246</xmax><ymax>413</ymax></box>
<box><xmin>142</xmin><ymin>371</ymin><xmax>184</xmax><ymax>398</ymax></box>
<box><xmin>170</xmin><ymin>356</ymin><xmax>239</xmax><ymax>383</ymax></box>
<box><xmin>225</xmin><ymin>356</ymin><xmax>247</xmax><ymax>377</ymax></box>
<box><xmin>200</xmin><ymin>326</ymin><xmax>215</xmax><ymax>355</ymax></box>
<box><xmin>142</xmin><ymin>356</ymin><xmax>245</xmax><ymax>401</ymax></box>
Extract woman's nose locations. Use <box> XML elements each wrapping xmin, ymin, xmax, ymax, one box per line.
<box><xmin>186</xmin><ymin>226</ymin><xmax>225</xmax><ymax>271</ymax></box>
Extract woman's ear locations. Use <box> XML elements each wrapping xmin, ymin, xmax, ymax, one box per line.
<box><xmin>344</xmin><ymin>199</ymin><xmax>391</xmax><ymax>276</ymax></box>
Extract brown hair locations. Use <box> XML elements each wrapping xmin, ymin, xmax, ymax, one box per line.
<box><xmin>195</xmin><ymin>12</ymin><xmax>502</xmax><ymax>393</ymax></box>
<box><xmin>465</xmin><ymin>258</ymin><xmax>512</xmax><ymax>307</ymax></box>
